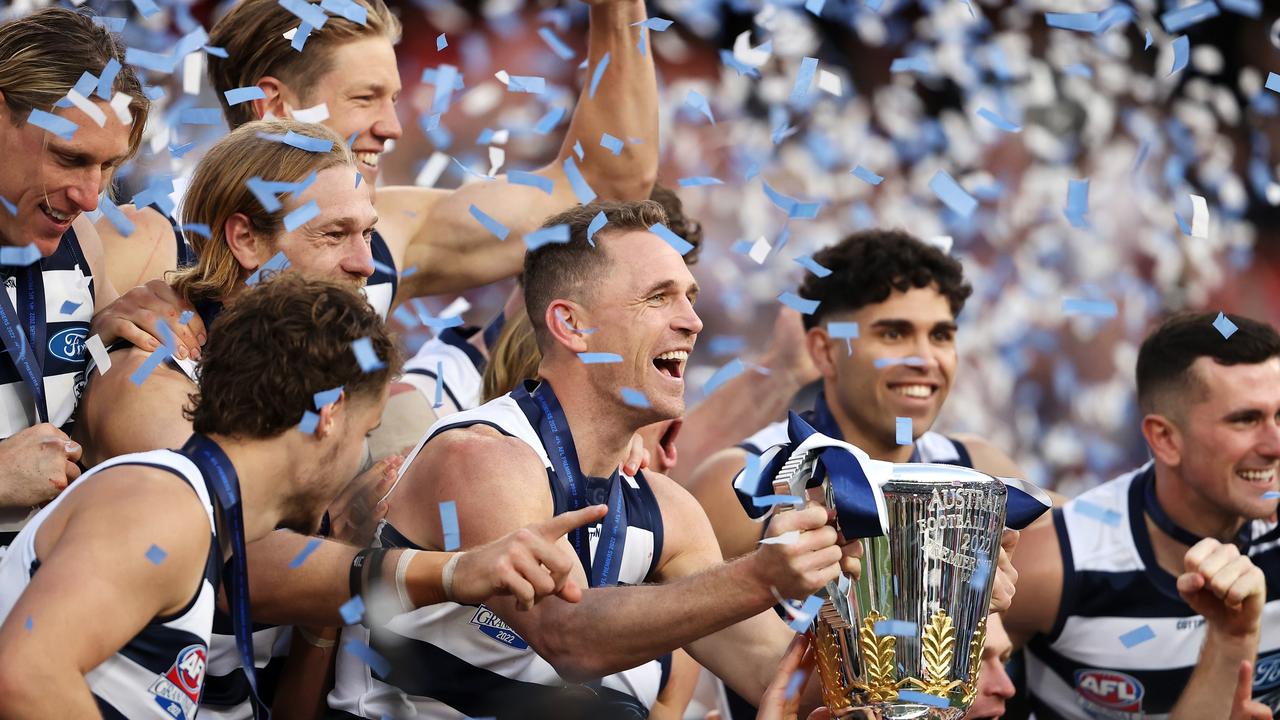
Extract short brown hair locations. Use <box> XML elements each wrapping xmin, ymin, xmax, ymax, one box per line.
<box><xmin>522</xmin><ymin>200</ymin><xmax>669</xmax><ymax>351</ymax></box>
<box><xmin>170</xmin><ymin>119</ymin><xmax>356</xmax><ymax>304</ymax></box>
<box><xmin>186</xmin><ymin>273</ymin><xmax>402</xmax><ymax>438</ymax></box>
<box><xmin>649</xmin><ymin>183</ymin><xmax>703</xmax><ymax>265</ymax></box>
<box><xmin>207</xmin><ymin>0</ymin><xmax>401</xmax><ymax>128</ymax></box>
<box><xmin>0</xmin><ymin>8</ymin><xmax>149</xmax><ymax>158</ymax></box>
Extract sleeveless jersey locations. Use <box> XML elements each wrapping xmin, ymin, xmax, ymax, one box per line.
<box><xmin>364</xmin><ymin>230</ymin><xmax>397</xmax><ymax>321</ymax></box>
<box><xmin>0</xmin><ymin>449</ymin><xmax>219</xmax><ymax>720</ymax></box>
<box><xmin>1024</xmin><ymin>463</ymin><xmax>1280</xmax><ymax>718</ymax></box>
<box><xmin>399</xmin><ymin>326</ymin><xmax>486</xmax><ymax>417</ymax></box>
<box><xmin>327</xmin><ymin>390</ymin><xmax>668</xmax><ymax>719</ymax></box>
<box><xmin>0</xmin><ymin>228</ymin><xmax>96</xmax><ymax>542</ymax></box>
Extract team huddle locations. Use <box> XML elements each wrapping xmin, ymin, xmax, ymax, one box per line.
<box><xmin>0</xmin><ymin>2</ymin><xmax>1276</xmax><ymax>719</ymax></box>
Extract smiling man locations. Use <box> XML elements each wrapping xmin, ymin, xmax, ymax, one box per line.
<box><xmin>1006</xmin><ymin>312</ymin><xmax>1280</xmax><ymax>718</ymax></box>
<box><xmin>98</xmin><ymin>0</ymin><xmax>658</xmax><ymax>310</ymax></box>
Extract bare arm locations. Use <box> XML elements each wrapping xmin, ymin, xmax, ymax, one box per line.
<box><xmin>648</xmin><ymin>649</ymin><xmax>701</xmax><ymax>720</ymax></box>
<box><xmin>74</xmin><ymin>347</ymin><xmax>195</xmax><ymax>466</ymax></box>
<box><xmin>689</xmin><ymin>447</ymin><xmax>767</xmax><ymax>561</ymax></box>
<box><xmin>0</xmin><ymin>468</ymin><xmax>209</xmax><ymax>717</ymax></box>
<box><xmin>1002</xmin><ymin>509</ymin><xmax>1064</xmax><ymax>651</ymax></box>
<box><xmin>378</xmin><ymin>0</ymin><xmax>657</xmax><ymax>298</ymax></box>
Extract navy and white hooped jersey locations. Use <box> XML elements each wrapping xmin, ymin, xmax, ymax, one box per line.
<box><xmin>328</xmin><ymin>393</ymin><xmax>668</xmax><ymax>719</ymax></box>
<box><xmin>0</xmin><ymin>229</ymin><xmax>96</xmax><ymax>539</ymax></box>
<box><xmin>738</xmin><ymin>420</ymin><xmax>974</xmax><ymax>468</ymax></box>
<box><xmin>363</xmin><ymin>230</ymin><xmax>397</xmax><ymax>321</ymax></box>
<box><xmin>399</xmin><ymin>326</ymin><xmax>486</xmax><ymax>417</ymax></box>
<box><xmin>1025</xmin><ymin>463</ymin><xmax>1280</xmax><ymax>719</ymax></box>
<box><xmin>0</xmin><ymin>450</ymin><xmax>219</xmax><ymax>720</ymax></box>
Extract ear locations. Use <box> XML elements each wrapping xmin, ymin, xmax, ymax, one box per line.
<box><xmin>313</xmin><ymin>395</ymin><xmax>343</xmax><ymax>440</ymax></box>
<box><xmin>545</xmin><ymin>301</ymin><xmax>590</xmax><ymax>354</ymax></box>
<box><xmin>250</xmin><ymin>77</ymin><xmax>298</xmax><ymax>122</ymax></box>
<box><xmin>1141</xmin><ymin>413</ymin><xmax>1183</xmax><ymax>467</ymax></box>
<box><xmin>224</xmin><ymin>213</ymin><xmax>268</xmax><ymax>273</ymax></box>
<box><xmin>806</xmin><ymin>326</ymin><xmax>839</xmax><ymax>382</ymax></box>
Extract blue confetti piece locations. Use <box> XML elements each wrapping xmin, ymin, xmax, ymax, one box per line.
<box><xmin>342</xmin><ymin>640</ymin><xmax>390</xmax><ymax>678</ymax></box>
<box><xmin>291</xmin><ymin>22</ymin><xmax>314</xmax><ymax>52</ymax></box>
<box><xmin>1060</xmin><ymin>65</ymin><xmax>1092</xmax><ymax>80</ymax></box>
<box><xmin>59</xmin><ymin>300</ymin><xmax>82</xmax><ymax>316</ymax></box>
<box><xmin>1169</xmin><ymin>36</ymin><xmax>1190</xmax><ymax>76</ymax></box>
<box><xmin>125</xmin><ymin>47</ymin><xmax>176</xmax><ymax>73</ymax></box>
<box><xmin>431</xmin><ymin>64</ymin><xmax>458</xmax><ymax>114</ymax></box>
<box><xmin>1144</xmin><ymin>29</ymin><xmax>1154</xmax><ymax>50</ymax></box>
<box><xmin>130</xmin><ymin>347</ymin><xmax>173</xmax><ymax>386</ymax></box>
<box><xmin>761</xmin><ymin>183</ymin><xmax>821</xmax><ymax>219</ymax></box>
<box><xmin>1062</xmin><ymin>298</ymin><xmax>1117</xmax><ymax>318</ymax></box>
<box><xmin>897</xmin><ymin>691</ymin><xmax>949</xmax><ymax>708</ymax></box>
<box><xmin>588</xmin><ymin>52</ymin><xmax>610</xmax><ymax>99</ymax></box>
<box><xmin>314</xmin><ymin>386</ymin><xmax>343</xmax><ymax>408</ymax></box>
<box><xmin>620</xmin><ymin>387</ymin><xmax>650</xmax><ymax>408</ymax></box>
<box><xmin>246</xmin><ymin>251</ymin><xmax>291</xmax><ymax>285</ymax></box>
<box><xmin>525</xmin><ymin>224</ymin><xmax>571</xmax><ymax>251</ymax></box>
<box><xmin>1074</xmin><ymin>499</ymin><xmax>1123</xmax><ymax>526</ymax></box>
<box><xmin>0</xmin><ymin>196</ymin><xmax>16</xmax><ymax>216</ymax></box>
<box><xmin>1218</xmin><ymin>0</ymin><xmax>1261</xmax><ymax>16</ymax></box>
<box><xmin>678</xmin><ymin>176</ymin><xmax>722</xmax><ymax>188</ymax></box>
<box><xmin>719</xmin><ymin>50</ymin><xmax>760</xmax><ymax>78</ymax></box>
<box><xmin>436</xmin><ymin>33</ymin><xmax>447</xmax><ymax>51</ymax></box>
<box><xmin>563</xmin><ymin>157</ymin><xmax>597</xmax><ymax>204</ymax></box>
<box><xmin>704</xmin><ymin>358</ymin><xmax>746</xmax><ymax>395</ymax></box>
<box><xmin>170</xmin><ymin>142</ymin><xmax>197</xmax><ymax>159</ymax></box>
<box><xmin>278</xmin><ymin>0</ymin><xmax>328</xmax><ymax>28</ymax></box>
<box><xmin>1266</xmin><ymin>73</ymin><xmax>1280</xmax><ymax>95</ymax></box>
<box><xmin>92</xmin><ymin>16</ymin><xmax>127</xmax><ymax>32</ymax></box>
<box><xmin>778</xmin><ymin>292</ymin><xmax>819</xmax><ymax>315</ymax></box>
<box><xmin>650</xmin><ymin>223</ymin><xmax>693</xmax><ymax>256</ymax></box>
<box><xmin>1213</xmin><ymin>312</ymin><xmax>1238</xmax><ymax>339</ymax></box>
<box><xmin>804</xmin><ymin>0</ymin><xmax>824</xmax><ymax>16</ymax></box>
<box><xmin>178</xmin><ymin>108</ymin><xmax>222</xmax><ymax>125</ymax></box>
<box><xmin>587</xmin><ymin>211</ymin><xmax>607</xmax><ymax>246</ymax></box>
<box><xmin>850</xmin><ymin>165</ymin><xmax>884</xmax><ymax>185</ymax></box>
<box><xmin>28</xmin><ymin>110</ymin><xmax>77</xmax><ymax>141</ymax></box>
<box><xmin>100</xmin><ymin>196</ymin><xmax>136</xmax><ymax>238</ymax></box>
<box><xmin>794</xmin><ymin>255</ymin><xmax>832</xmax><ymax>277</ymax></box>
<box><xmin>784</xmin><ymin>669</ymin><xmax>806</xmax><ymax>700</ymax></box>
<box><xmin>600</xmin><ymin>132</ymin><xmax>624</xmax><ymax>155</ymax></box>
<box><xmin>1065</xmin><ymin>178</ymin><xmax>1090</xmax><ymax>228</ymax></box>
<box><xmin>508</xmin><ymin>75</ymin><xmax>546</xmax><ymax>94</ymax></box>
<box><xmin>224</xmin><ymin>86</ymin><xmax>266</xmax><ymax>105</ymax></box>
<box><xmin>789</xmin><ymin>57</ymin><xmax>818</xmax><ymax>106</ymax></box>
<box><xmin>432</xmin><ymin>361</ymin><xmax>444</xmax><ymax>408</ymax></box>
<box><xmin>873</xmin><ymin>619</ymin><xmax>918</xmax><ymax>635</ymax></box>
<box><xmin>281</xmin><ymin>131</ymin><xmax>333</xmax><ymax>153</ymax></box>
<box><xmin>298</xmin><ymin>410</ymin><xmax>320</xmax><ymax>434</ymax></box>
<box><xmin>928</xmin><ymin>170</ymin><xmax>978</xmax><ymax>218</ymax></box>
<box><xmin>533</xmin><ymin>106</ymin><xmax>566</xmax><ymax>135</ymax></box>
<box><xmin>874</xmin><ymin>357</ymin><xmax>924</xmax><ymax>369</ymax></box>
<box><xmin>320</xmin><ymin>0</ymin><xmax>367</xmax><ymax>24</ymax></box>
<box><xmin>895</xmin><ymin>417</ymin><xmax>912</xmax><ymax>446</ymax></box>
<box><xmin>828</xmin><ymin>322</ymin><xmax>859</xmax><ymax>353</ymax></box>
<box><xmin>1045</xmin><ymin>12</ymin><xmax>1101</xmax><ymax>32</ymax></box>
<box><xmin>573</xmin><ymin>141</ymin><xmax>584</xmax><ymax>160</ymax></box>
<box><xmin>143</xmin><ymin>85</ymin><xmax>166</xmax><ymax>102</ymax></box>
<box><xmin>351</xmin><ymin>337</ymin><xmax>386</xmax><ymax>372</ymax></box>
<box><xmin>977</xmin><ymin>107</ymin><xmax>1022</xmax><ymax>133</ymax></box>
<box><xmin>1160</xmin><ymin>1</ymin><xmax>1218</xmax><ymax>33</ymax></box>
<box><xmin>439</xmin><ymin>500</ymin><xmax>460</xmax><ymax>550</ymax></box>
<box><xmin>131</xmin><ymin>0</ymin><xmax>160</xmax><ymax>18</ymax></box>
<box><xmin>179</xmin><ymin>310</ymin><xmax>195</xmax><ymax>325</ymax></box>
<box><xmin>752</xmin><ymin>494</ymin><xmax>805</xmax><ymax>508</ymax></box>
<box><xmin>631</xmin><ymin>17</ymin><xmax>674</xmax><ymax>31</ymax></box>
<box><xmin>283</xmin><ymin>200</ymin><xmax>320</xmax><ymax>231</ymax></box>
<box><xmin>786</xmin><ymin>595</ymin><xmax>824</xmax><ymax>633</ymax></box>
<box><xmin>685</xmin><ymin>90</ymin><xmax>715</xmax><ymax>125</ymax></box>
<box><xmin>288</xmin><ymin>537</ymin><xmax>323</xmax><ymax>568</ymax></box>
<box><xmin>339</xmin><ymin>595</ymin><xmax>366</xmax><ymax>625</ymax></box>
<box><xmin>1262</xmin><ymin>491</ymin><xmax>1280</xmax><ymax>500</ymax></box>
<box><xmin>145</xmin><ymin>544</ymin><xmax>167</xmax><ymax>565</ymax></box>
<box><xmin>56</xmin><ymin>72</ymin><xmax>97</xmax><ymax>109</ymax></box>
<box><xmin>0</xmin><ymin>244</ymin><xmax>42</xmax><ymax>267</ymax></box>
<box><xmin>538</xmin><ymin>27</ymin><xmax>575</xmax><ymax>61</ymax></box>
<box><xmin>890</xmin><ymin>56</ymin><xmax>931</xmax><ymax>74</ymax></box>
<box><xmin>204</xmin><ymin>45</ymin><xmax>229</xmax><ymax>58</ymax></box>
<box><xmin>469</xmin><ymin>204</ymin><xmax>510</xmax><ymax>240</ymax></box>
<box><xmin>1119</xmin><ymin>624</ymin><xmax>1155</xmax><ymax>649</ymax></box>
<box><xmin>23</xmin><ymin>616</ymin><xmax>31</xmax><ymax>631</ymax></box>
<box><xmin>578</xmin><ymin>352</ymin><xmax>623</xmax><ymax>364</ymax></box>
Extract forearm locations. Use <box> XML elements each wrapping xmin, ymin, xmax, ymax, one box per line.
<box><xmin>686</xmin><ymin>609</ymin><xmax>795</xmax><ymax>706</ymax></box>
<box><xmin>563</xmin><ymin>0</ymin><xmax>657</xmax><ymax>199</ymax></box>
<box><xmin>517</xmin><ymin>556</ymin><xmax>775</xmax><ymax>681</ymax></box>
<box><xmin>0</xmin><ymin>664</ymin><xmax>99</xmax><ymax>717</ymax></box>
<box><xmin>1170</xmin><ymin>629</ymin><xmax>1259</xmax><ymax>720</ymax></box>
<box><xmin>271</xmin><ymin>626</ymin><xmax>338</xmax><ymax>720</ymax></box>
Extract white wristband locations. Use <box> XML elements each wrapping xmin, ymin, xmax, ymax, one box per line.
<box><xmin>441</xmin><ymin>552</ymin><xmax>463</xmax><ymax>603</ymax></box>
<box><xmin>395</xmin><ymin>549</ymin><xmax>420</xmax><ymax>613</ymax></box>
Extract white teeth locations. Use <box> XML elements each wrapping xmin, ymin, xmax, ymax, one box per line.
<box><xmin>893</xmin><ymin>385</ymin><xmax>933</xmax><ymax>398</ymax></box>
<box><xmin>43</xmin><ymin>204</ymin><xmax>71</xmax><ymax>222</ymax></box>
<box><xmin>355</xmin><ymin>152</ymin><xmax>379</xmax><ymax>168</ymax></box>
<box><xmin>655</xmin><ymin>350</ymin><xmax>688</xmax><ymax>361</ymax></box>
<box><xmin>1238</xmin><ymin>469</ymin><xmax>1275</xmax><ymax>482</ymax></box>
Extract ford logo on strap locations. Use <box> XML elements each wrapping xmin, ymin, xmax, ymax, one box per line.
<box><xmin>1256</xmin><ymin>652</ymin><xmax>1280</xmax><ymax>692</ymax></box>
<box><xmin>47</xmin><ymin>327</ymin><xmax>86</xmax><ymax>363</ymax></box>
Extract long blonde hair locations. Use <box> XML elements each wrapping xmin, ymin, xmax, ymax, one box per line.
<box><xmin>170</xmin><ymin>119</ymin><xmax>355</xmax><ymax>304</ymax></box>
<box><xmin>482</xmin><ymin>308</ymin><xmax>543</xmax><ymax>402</ymax></box>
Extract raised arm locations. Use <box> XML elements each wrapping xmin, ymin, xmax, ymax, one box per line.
<box><xmin>0</xmin><ymin>468</ymin><xmax>210</xmax><ymax>717</ymax></box>
<box><xmin>379</xmin><ymin>0</ymin><xmax>658</xmax><ymax>298</ymax></box>
<box><xmin>1002</xmin><ymin>509</ymin><xmax>1064</xmax><ymax>651</ymax></box>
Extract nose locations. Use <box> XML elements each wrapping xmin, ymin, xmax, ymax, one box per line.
<box><xmin>346</xmin><ymin>237</ymin><xmax>375</xmax><ymax>279</ymax></box>
<box><xmin>987</xmin><ymin>662</ymin><xmax>1016</xmax><ymax>699</ymax></box>
<box><xmin>674</xmin><ymin>296</ymin><xmax>703</xmax><ymax>336</ymax></box>
<box><xmin>1257</xmin><ymin>416</ymin><xmax>1280</xmax><ymax>459</ymax></box>
<box><xmin>67</xmin><ymin>169</ymin><xmax>102</xmax><ymax>213</ymax></box>
<box><xmin>372</xmin><ymin>99</ymin><xmax>402</xmax><ymax>142</ymax></box>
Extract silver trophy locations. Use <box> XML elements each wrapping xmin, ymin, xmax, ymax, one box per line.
<box><xmin>771</xmin><ymin>444</ymin><xmax>1012</xmax><ymax>719</ymax></box>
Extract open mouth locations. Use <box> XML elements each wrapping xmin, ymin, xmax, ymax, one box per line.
<box><xmin>652</xmin><ymin>350</ymin><xmax>688</xmax><ymax>381</ymax></box>
<box><xmin>355</xmin><ymin>151</ymin><xmax>380</xmax><ymax>170</ymax></box>
<box><xmin>40</xmin><ymin>202</ymin><xmax>74</xmax><ymax>226</ymax></box>
<box><xmin>888</xmin><ymin>383</ymin><xmax>937</xmax><ymax>400</ymax></box>
<box><xmin>1238</xmin><ymin>468</ymin><xmax>1276</xmax><ymax>486</ymax></box>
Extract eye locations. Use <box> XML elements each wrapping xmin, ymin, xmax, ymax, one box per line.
<box><xmin>932</xmin><ymin>329</ymin><xmax>954</xmax><ymax>342</ymax></box>
<box><xmin>883</xmin><ymin>328</ymin><xmax>901</xmax><ymax>340</ymax></box>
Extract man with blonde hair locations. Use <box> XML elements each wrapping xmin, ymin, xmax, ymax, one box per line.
<box><xmin>98</xmin><ymin>0</ymin><xmax>659</xmax><ymax>313</ymax></box>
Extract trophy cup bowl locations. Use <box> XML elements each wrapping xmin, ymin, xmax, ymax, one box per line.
<box><xmin>775</xmin><ymin>459</ymin><xmax>1007</xmax><ymax>719</ymax></box>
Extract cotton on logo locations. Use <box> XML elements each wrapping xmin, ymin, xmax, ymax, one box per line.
<box><xmin>1074</xmin><ymin>669</ymin><xmax>1143</xmax><ymax>712</ymax></box>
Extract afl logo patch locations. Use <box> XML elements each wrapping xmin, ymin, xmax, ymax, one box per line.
<box><xmin>1074</xmin><ymin>669</ymin><xmax>1143</xmax><ymax>712</ymax></box>
<box><xmin>47</xmin><ymin>327</ymin><xmax>85</xmax><ymax>362</ymax></box>
<box><xmin>147</xmin><ymin>644</ymin><xmax>206</xmax><ymax>720</ymax></box>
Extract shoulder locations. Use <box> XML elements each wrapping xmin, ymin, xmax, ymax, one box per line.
<box><xmin>93</xmin><ymin>204</ymin><xmax>173</xmax><ymax>246</ymax></box>
<box><xmin>400</xmin><ymin>424</ymin><xmax>546</xmax><ymax>502</ymax></box>
<box><xmin>948</xmin><ymin>433</ymin><xmax>1022</xmax><ymax>476</ymax></box>
<box><xmin>51</xmin><ymin>462</ymin><xmax>210</xmax><ymax>554</ymax></box>
<box><xmin>373</xmin><ymin>186</ymin><xmax>448</xmax><ymax>253</ymax></box>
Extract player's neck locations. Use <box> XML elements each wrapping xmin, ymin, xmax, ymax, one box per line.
<box><xmin>546</xmin><ymin>375</ymin><xmax>638</xmax><ymax>478</ymax></box>
<box><xmin>825</xmin><ymin>387</ymin><xmax>914</xmax><ymax>463</ymax></box>
<box><xmin>1151</xmin><ymin>465</ymin><xmax>1245</xmax><ymax>545</ymax></box>
<box><xmin>205</xmin><ymin>433</ymin><xmax>291</xmax><ymax>543</ymax></box>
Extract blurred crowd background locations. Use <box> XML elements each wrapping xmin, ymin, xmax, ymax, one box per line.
<box><xmin>39</xmin><ymin>0</ymin><xmax>1280</xmax><ymax>495</ymax></box>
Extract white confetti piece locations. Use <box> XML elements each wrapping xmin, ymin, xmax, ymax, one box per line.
<box><xmin>1189</xmin><ymin>194</ymin><xmax>1209</xmax><ymax>239</ymax></box>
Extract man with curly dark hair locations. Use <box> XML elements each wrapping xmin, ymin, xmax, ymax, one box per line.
<box><xmin>687</xmin><ymin>228</ymin><xmax>1033</xmax><ymax>720</ymax></box>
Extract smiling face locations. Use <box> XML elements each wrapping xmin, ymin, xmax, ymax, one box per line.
<box><xmin>577</xmin><ymin>230</ymin><xmax>702</xmax><ymax>422</ymax></box>
<box><xmin>0</xmin><ymin>99</ymin><xmax>130</xmax><ymax>254</ymax></box>
<box><xmin>236</xmin><ymin>164</ymin><xmax>377</xmax><ymax>289</ymax></box>
<box><xmin>294</xmin><ymin>37</ymin><xmax>402</xmax><ymax>184</ymax></box>
<box><xmin>1169</xmin><ymin>357</ymin><xmax>1280</xmax><ymax>522</ymax></box>
<box><xmin>811</xmin><ymin>285</ymin><xmax>958</xmax><ymax>456</ymax></box>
